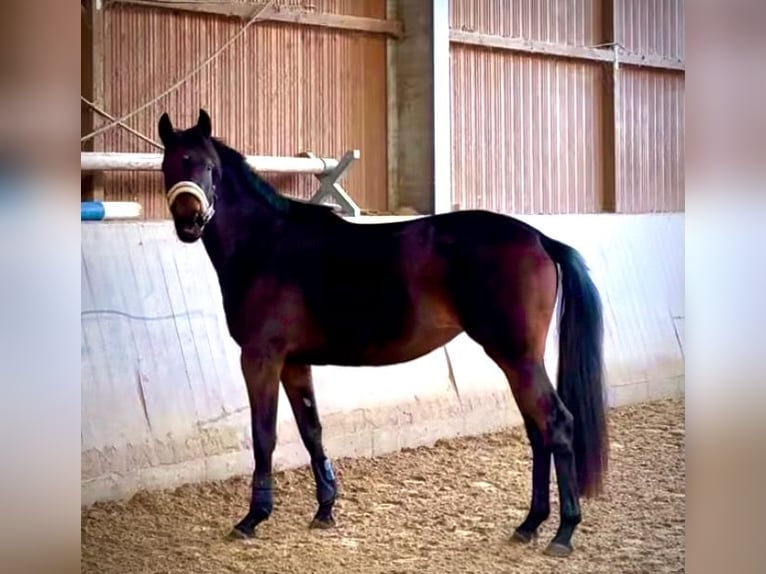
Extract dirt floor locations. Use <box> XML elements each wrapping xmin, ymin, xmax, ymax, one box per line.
<box><xmin>82</xmin><ymin>397</ymin><xmax>684</xmax><ymax>574</ymax></box>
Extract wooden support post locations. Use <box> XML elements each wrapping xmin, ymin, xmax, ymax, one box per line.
<box><xmin>432</xmin><ymin>0</ymin><xmax>451</xmax><ymax>214</ymax></box>
<box><xmin>301</xmin><ymin>150</ymin><xmax>362</xmax><ymax>217</ymax></box>
<box><xmin>611</xmin><ymin>47</ymin><xmax>622</xmax><ymax>213</ymax></box>
<box><xmin>600</xmin><ymin>0</ymin><xmax>618</xmax><ymax>213</ymax></box>
<box><xmin>81</xmin><ymin>0</ymin><xmax>105</xmax><ymax>202</ymax></box>
<box><xmin>390</xmin><ymin>0</ymin><xmax>442</xmax><ymax>215</ymax></box>
<box><xmin>386</xmin><ymin>0</ymin><xmax>399</xmax><ymax>213</ymax></box>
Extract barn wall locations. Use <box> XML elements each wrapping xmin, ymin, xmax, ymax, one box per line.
<box><xmin>449</xmin><ymin>0</ymin><xmax>604</xmax><ymax>44</ymax></box>
<box><xmin>450</xmin><ymin>47</ymin><xmax>605</xmax><ymax>213</ymax></box>
<box><xmin>449</xmin><ymin>0</ymin><xmax>607</xmax><ymax>213</ymax></box>
<box><xmin>448</xmin><ymin>0</ymin><xmax>685</xmax><ymax>214</ymax></box>
<box><xmin>614</xmin><ymin>0</ymin><xmax>685</xmax><ymax>212</ymax></box>
<box><xmin>616</xmin><ymin>68</ymin><xmax>685</xmax><ymax>212</ymax></box>
<box><xmin>81</xmin><ymin>213</ymin><xmax>684</xmax><ymax>504</ymax></box>
<box><xmin>91</xmin><ymin>1</ymin><xmax>389</xmax><ymax>218</ymax></box>
<box><xmin>615</xmin><ymin>0</ymin><xmax>685</xmax><ymax>61</ymax></box>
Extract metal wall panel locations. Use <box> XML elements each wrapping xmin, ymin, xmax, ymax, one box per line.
<box><xmin>615</xmin><ymin>0</ymin><xmax>684</xmax><ymax>60</ymax></box>
<box><xmin>94</xmin><ymin>1</ymin><xmax>388</xmax><ymax>218</ymax></box>
<box><xmin>450</xmin><ymin>44</ymin><xmax>605</xmax><ymax>214</ymax></box>
<box><xmin>617</xmin><ymin>68</ymin><xmax>684</xmax><ymax>212</ymax></box>
<box><xmin>450</xmin><ymin>0</ymin><xmax>603</xmax><ymax>46</ymax></box>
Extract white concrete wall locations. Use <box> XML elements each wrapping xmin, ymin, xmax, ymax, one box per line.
<box><xmin>81</xmin><ymin>213</ymin><xmax>684</xmax><ymax>505</ymax></box>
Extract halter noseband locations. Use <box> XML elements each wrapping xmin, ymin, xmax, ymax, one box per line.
<box><xmin>166</xmin><ymin>181</ymin><xmax>215</xmax><ymax>224</ymax></box>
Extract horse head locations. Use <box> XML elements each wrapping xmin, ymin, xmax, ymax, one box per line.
<box><xmin>158</xmin><ymin>109</ymin><xmax>221</xmax><ymax>243</ymax></box>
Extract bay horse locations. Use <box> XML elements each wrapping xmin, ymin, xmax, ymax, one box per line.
<box><xmin>157</xmin><ymin>109</ymin><xmax>608</xmax><ymax>557</ymax></box>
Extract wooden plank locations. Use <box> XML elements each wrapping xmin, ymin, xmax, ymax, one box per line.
<box><xmin>449</xmin><ymin>30</ymin><xmax>685</xmax><ymax>72</ymax></box>
<box><xmin>618</xmin><ymin>51</ymin><xmax>685</xmax><ymax>72</ymax></box>
<box><xmin>450</xmin><ymin>29</ymin><xmax>613</xmax><ymax>63</ymax></box>
<box><xmin>111</xmin><ymin>0</ymin><xmax>404</xmax><ymax>38</ymax></box>
<box><xmin>119</xmin><ymin>0</ymin><xmax>260</xmax><ymax>19</ymax></box>
<box><xmin>268</xmin><ymin>10</ymin><xmax>402</xmax><ymax>37</ymax></box>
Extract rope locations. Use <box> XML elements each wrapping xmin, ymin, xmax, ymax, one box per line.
<box><xmin>81</xmin><ymin>96</ymin><xmax>163</xmax><ymax>149</ymax></box>
<box><xmin>81</xmin><ymin>0</ymin><xmax>275</xmax><ymax>145</ymax></box>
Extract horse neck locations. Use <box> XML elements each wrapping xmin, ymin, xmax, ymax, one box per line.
<box><xmin>200</xmin><ymin>162</ymin><xmax>285</xmax><ymax>277</ymax></box>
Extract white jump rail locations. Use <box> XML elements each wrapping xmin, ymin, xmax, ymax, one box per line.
<box><xmin>81</xmin><ymin>150</ymin><xmax>362</xmax><ymax>216</ymax></box>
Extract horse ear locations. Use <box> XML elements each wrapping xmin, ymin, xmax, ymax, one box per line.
<box><xmin>197</xmin><ymin>109</ymin><xmax>212</xmax><ymax>139</ymax></box>
<box><xmin>158</xmin><ymin>113</ymin><xmax>174</xmax><ymax>147</ymax></box>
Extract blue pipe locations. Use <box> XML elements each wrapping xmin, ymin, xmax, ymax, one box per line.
<box><xmin>81</xmin><ymin>202</ymin><xmax>106</xmax><ymax>221</ymax></box>
<box><xmin>81</xmin><ymin>201</ymin><xmax>142</xmax><ymax>221</ymax></box>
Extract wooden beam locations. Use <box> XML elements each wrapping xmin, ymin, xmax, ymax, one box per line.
<box><xmin>268</xmin><ymin>10</ymin><xmax>402</xmax><ymax>37</ymax></box>
<box><xmin>449</xmin><ymin>30</ymin><xmax>685</xmax><ymax>72</ymax></box>
<box><xmin>618</xmin><ymin>50</ymin><xmax>685</xmax><ymax>72</ymax></box>
<box><xmin>111</xmin><ymin>0</ymin><xmax>403</xmax><ymax>38</ymax></box>
<box><xmin>450</xmin><ymin>29</ymin><xmax>612</xmax><ymax>63</ymax></box>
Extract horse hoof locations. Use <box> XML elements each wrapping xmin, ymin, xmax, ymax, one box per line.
<box><xmin>510</xmin><ymin>528</ymin><xmax>537</xmax><ymax>544</ymax></box>
<box><xmin>544</xmin><ymin>541</ymin><xmax>573</xmax><ymax>557</ymax></box>
<box><xmin>309</xmin><ymin>516</ymin><xmax>336</xmax><ymax>530</ymax></box>
<box><xmin>228</xmin><ymin>526</ymin><xmax>255</xmax><ymax>540</ymax></box>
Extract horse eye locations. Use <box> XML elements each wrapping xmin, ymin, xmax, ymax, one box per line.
<box><xmin>206</xmin><ymin>164</ymin><xmax>213</xmax><ymax>172</ymax></box>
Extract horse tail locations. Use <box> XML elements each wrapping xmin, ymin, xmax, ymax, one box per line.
<box><xmin>539</xmin><ymin>234</ymin><xmax>609</xmax><ymax>498</ymax></box>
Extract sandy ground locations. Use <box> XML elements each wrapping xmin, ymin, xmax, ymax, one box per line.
<box><xmin>82</xmin><ymin>397</ymin><xmax>684</xmax><ymax>574</ymax></box>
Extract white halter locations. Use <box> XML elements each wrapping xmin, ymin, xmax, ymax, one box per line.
<box><xmin>166</xmin><ymin>180</ymin><xmax>215</xmax><ymax>223</ymax></box>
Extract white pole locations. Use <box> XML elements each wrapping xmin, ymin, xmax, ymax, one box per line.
<box><xmin>81</xmin><ymin>152</ymin><xmax>339</xmax><ymax>175</ymax></box>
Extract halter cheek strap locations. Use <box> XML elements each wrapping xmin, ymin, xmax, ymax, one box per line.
<box><xmin>166</xmin><ymin>181</ymin><xmax>215</xmax><ymax>224</ymax></box>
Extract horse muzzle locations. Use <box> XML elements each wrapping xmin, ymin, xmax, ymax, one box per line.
<box><xmin>166</xmin><ymin>180</ymin><xmax>215</xmax><ymax>225</ymax></box>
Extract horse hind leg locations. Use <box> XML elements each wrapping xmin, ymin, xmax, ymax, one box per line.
<box><xmin>512</xmin><ymin>408</ymin><xmax>552</xmax><ymax>543</ymax></box>
<box><xmin>489</xmin><ymin>355</ymin><xmax>582</xmax><ymax>557</ymax></box>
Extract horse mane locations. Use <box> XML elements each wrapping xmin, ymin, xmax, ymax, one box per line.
<box><xmin>209</xmin><ymin>137</ymin><xmax>343</xmax><ymax>224</ymax></box>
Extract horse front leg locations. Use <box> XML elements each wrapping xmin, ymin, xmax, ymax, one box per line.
<box><xmin>229</xmin><ymin>345</ymin><xmax>283</xmax><ymax>539</ymax></box>
<box><xmin>281</xmin><ymin>363</ymin><xmax>338</xmax><ymax>528</ymax></box>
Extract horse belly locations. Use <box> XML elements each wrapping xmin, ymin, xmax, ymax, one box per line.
<box><xmin>357</xmin><ymin>296</ymin><xmax>462</xmax><ymax>365</ymax></box>
<box><xmin>358</xmin><ymin>324</ymin><xmax>463</xmax><ymax>366</ymax></box>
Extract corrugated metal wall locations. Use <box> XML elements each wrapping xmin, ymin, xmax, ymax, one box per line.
<box><xmin>93</xmin><ymin>0</ymin><xmax>388</xmax><ymax>219</ymax></box>
<box><xmin>449</xmin><ymin>0</ymin><xmax>685</xmax><ymax>214</ymax></box>
<box><xmin>450</xmin><ymin>47</ymin><xmax>605</xmax><ymax>213</ymax></box>
<box><xmin>614</xmin><ymin>0</ymin><xmax>685</xmax><ymax>212</ymax></box>
<box><xmin>449</xmin><ymin>0</ymin><xmax>607</xmax><ymax>213</ymax></box>
<box><xmin>615</xmin><ymin>0</ymin><xmax>685</xmax><ymax>60</ymax></box>
<box><xmin>450</xmin><ymin>0</ymin><xmax>603</xmax><ymax>45</ymax></box>
<box><xmin>617</xmin><ymin>69</ymin><xmax>684</xmax><ymax>212</ymax></box>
